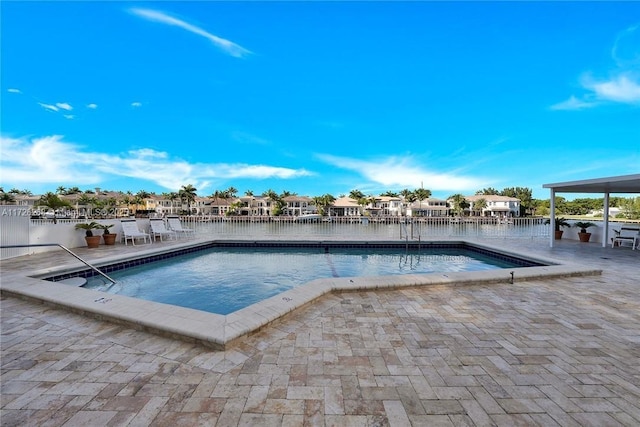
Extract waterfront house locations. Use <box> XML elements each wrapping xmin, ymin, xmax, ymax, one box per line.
<box><xmin>465</xmin><ymin>195</ymin><xmax>521</xmax><ymax>217</ymax></box>
<box><xmin>406</xmin><ymin>197</ymin><xmax>450</xmax><ymax>217</ymax></box>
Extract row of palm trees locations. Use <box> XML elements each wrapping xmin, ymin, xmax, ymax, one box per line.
<box><xmin>1</xmin><ymin>184</ymin><xmax>517</xmax><ymax>218</ymax></box>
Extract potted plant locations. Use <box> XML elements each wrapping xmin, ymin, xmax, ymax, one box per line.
<box><xmin>75</xmin><ymin>221</ymin><xmax>102</xmax><ymax>248</ymax></box>
<box><xmin>574</xmin><ymin>221</ymin><xmax>596</xmax><ymax>243</ymax></box>
<box><xmin>98</xmin><ymin>223</ymin><xmax>117</xmax><ymax>245</ymax></box>
<box><xmin>545</xmin><ymin>217</ymin><xmax>571</xmax><ymax>240</ymax></box>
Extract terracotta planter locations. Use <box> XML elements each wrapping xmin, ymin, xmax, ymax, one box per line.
<box><xmin>554</xmin><ymin>230</ymin><xmax>564</xmax><ymax>240</ymax></box>
<box><xmin>103</xmin><ymin>233</ymin><xmax>117</xmax><ymax>245</ymax></box>
<box><xmin>85</xmin><ymin>235</ymin><xmax>101</xmax><ymax>248</ymax></box>
<box><xmin>578</xmin><ymin>232</ymin><xmax>591</xmax><ymax>243</ymax></box>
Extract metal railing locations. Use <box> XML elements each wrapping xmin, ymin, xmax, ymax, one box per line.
<box><xmin>0</xmin><ymin>243</ymin><xmax>116</xmax><ymax>285</ymax></box>
<box><xmin>172</xmin><ymin>216</ymin><xmax>551</xmax><ymax>240</ymax></box>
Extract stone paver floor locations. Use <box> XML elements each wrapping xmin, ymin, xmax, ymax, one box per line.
<box><xmin>1</xmin><ymin>238</ymin><xmax>639</xmax><ymax>426</ymax></box>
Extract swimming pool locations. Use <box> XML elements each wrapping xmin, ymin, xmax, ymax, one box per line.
<box><xmin>76</xmin><ymin>243</ymin><xmax>543</xmax><ymax>315</ymax></box>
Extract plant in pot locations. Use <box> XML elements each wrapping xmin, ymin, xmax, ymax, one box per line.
<box><xmin>574</xmin><ymin>221</ymin><xmax>596</xmax><ymax>243</ymax></box>
<box><xmin>545</xmin><ymin>217</ymin><xmax>571</xmax><ymax>240</ymax></box>
<box><xmin>98</xmin><ymin>223</ymin><xmax>117</xmax><ymax>245</ymax></box>
<box><xmin>75</xmin><ymin>221</ymin><xmax>102</xmax><ymax>248</ymax></box>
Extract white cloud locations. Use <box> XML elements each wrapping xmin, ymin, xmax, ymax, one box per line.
<box><xmin>56</xmin><ymin>102</ymin><xmax>73</xmax><ymax>111</ymax></box>
<box><xmin>583</xmin><ymin>74</ymin><xmax>640</xmax><ymax>104</ymax></box>
<box><xmin>612</xmin><ymin>24</ymin><xmax>640</xmax><ymax>68</ymax></box>
<box><xmin>316</xmin><ymin>154</ymin><xmax>481</xmax><ymax>192</ymax></box>
<box><xmin>87</xmin><ymin>103</ymin><xmax>98</xmax><ymax>109</ymax></box>
<box><xmin>129</xmin><ymin>8</ymin><xmax>252</xmax><ymax>58</ymax></box>
<box><xmin>38</xmin><ymin>102</ymin><xmax>59</xmax><ymax>112</ymax></box>
<box><xmin>7</xmin><ymin>88</ymin><xmax>22</xmax><ymax>94</ymax></box>
<box><xmin>549</xmin><ymin>95</ymin><xmax>598</xmax><ymax>111</ymax></box>
<box><xmin>554</xmin><ymin>24</ymin><xmax>640</xmax><ymax>110</ymax></box>
<box><xmin>63</xmin><ymin>115</ymin><xmax>75</xmax><ymax>120</ymax></box>
<box><xmin>131</xmin><ymin>102</ymin><xmax>142</xmax><ymax>108</ymax></box>
<box><xmin>0</xmin><ymin>135</ymin><xmax>312</xmax><ymax>191</ymax></box>
<box><xmin>0</xmin><ymin>135</ymin><xmax>100</xmax><ymax>184</ymax></box>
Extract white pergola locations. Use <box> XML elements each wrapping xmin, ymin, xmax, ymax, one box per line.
<box><xmin>543</xmin><ymin>174</ymin><xmax>640</xmax><ymax>247</ymax></box>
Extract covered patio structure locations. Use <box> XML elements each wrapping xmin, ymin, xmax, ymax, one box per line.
<box><xmin>543</xmin><ymin>173</ymin><xmax>640</xmax><ymax>247</ymax></box>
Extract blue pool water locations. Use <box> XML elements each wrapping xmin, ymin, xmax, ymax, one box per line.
<box><xmin>83</xmin><ymin>246</ymin><xmax>533</xmax><ymax>315</ymax></box>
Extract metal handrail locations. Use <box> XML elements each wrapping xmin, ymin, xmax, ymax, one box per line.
<box><xmin>0</xmin><ymin>243</ymin><xmax>116</xmax><ymax>285</ymax></box>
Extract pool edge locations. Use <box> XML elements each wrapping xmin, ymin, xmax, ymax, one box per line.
<box><xmin>1</xmin><ymin>239</ymin><xmax>602</xmax><ymax>351</ymax></box>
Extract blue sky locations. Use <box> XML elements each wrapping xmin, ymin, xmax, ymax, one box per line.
<box><xmin>1</xmin><ymin>2</ymin><xmax>639</xmax><ymax>200</ymax></box>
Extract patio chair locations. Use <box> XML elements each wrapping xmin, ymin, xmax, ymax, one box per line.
<box><xmin>611</xmin><ymin>226</ymin><xmax>640</xmax><ymax>250</ymax></box>
<box><xmin>167</xmin><ymin>216</ymin><xmax>195</xmax><ymax>238</ymax></box>
<box><xmin>149</xmin><ymin>219</ymin><xmax>177</xmax><ymax>242</ymax></box>
<box><xmin>121</xmin><ymin>219</ymin><xmax>151</xmax><ymax>245</ymax></box>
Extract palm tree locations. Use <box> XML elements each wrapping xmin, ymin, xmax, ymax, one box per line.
<box><xmin>349</xmin><ymin>189</ymin><xmax>365</xmax><ymax>201</ymax></box>
<box><xmin>178</xmin><ymin>185</ymin><xmax>198</xmax><ymax>214</ymax></box>
<box><xmin>448</xmin><ymin>194</ymin><xmax>469</xmax><ymax>217</ymax></box>
<box><xmin>0</xmin><ymin>191</ymin><xmax>16</xmax><ymax>204</ymax></box>
<box><xmin>225</xmin><ymin>186</ymin><xmax>238</xmax><ymax>199</ymax></box>
<box><xmin>56</xmin><ymin>186</ymin><xmax>67</xmax><ymax>195</ymax></box>
<box><xmin>356</xmin><ymin>197</ymin><xmax>370</xmax><ymax>216</ymax></box>
<box><xmin>132</xmin><ymin>190</ymin><xmax>151</xmax><ymax>215</ymax></box>
<box><xmin>36</xmin><ymin>192</ymin><xmax>72</xmax><ymax>222</ymax></box>
<box><xmin>37</xmin><ymin>192</ymin><xmax>71</xmax><ymax>210</ymax></box>
<box><xmin>312</xmin><ymin>194</ymin><xmax>336</xmax><ymax>216</ymax></box>
<box><xmin>476</xmin><ymin>187</ymin><xmax>500</xmax><ymax>195</ymax></box>
<box><xmin>413</xmin><ymin>188</ymin><xmax>432</xmax><ymax>208</ymax></box>
<box><xmin>473</xmin><ymin>198</ymin><xmax>487</xmax><ymax>216</ymax></box>
<box><xmin>263</xmin><ymin>189</ymin><xmax>285</xmax><ymax>216</ymax></box>
<box><xmin>399</xmin><ymin>188</ymin><xmax>412</xmax><ymax>199</ymax></box>
<box><xmin>77</xmin><ymin>193</ymin><xmax>96</xmax><ymax>217</ymax></box>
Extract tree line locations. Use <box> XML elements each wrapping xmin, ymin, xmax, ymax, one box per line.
<box><xmin>1</xmin><ymin>185</ymin><xmax>639</xmax><ymax>219</ymax></box>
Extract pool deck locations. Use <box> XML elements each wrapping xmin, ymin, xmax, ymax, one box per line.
<box><xmin>1</xmin><ymin>237</ymin><xmax>639</xmax><ymax>426</ymax></box>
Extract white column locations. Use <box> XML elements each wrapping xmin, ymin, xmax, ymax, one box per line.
<box><xmin>549</xmin><ymin>189</ymin><xmax>555</xmax><ymax>248</ymax></box>
<box><xmin>603</xmin><ymin>192</ymin><xmax>610</xmax><ymax>248</ymax></box>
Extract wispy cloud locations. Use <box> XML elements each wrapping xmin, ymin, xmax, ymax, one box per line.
<box><xmin>38</xmin><ymin>102</ymin><xmax>59</xmax><ymax>112</ymax></box>
<box><xmin>0</xmin><ymin>135</ymin><xmax>312</xmax><ymax>191</ymax></box>
<box><xmin>56</xmin><ymin>102</ymin><xmax>73</xmax><ymax>111</ymax></box>
<box><xmin>7</xmin><ymin>88</ymin><xmax>22</xmax><ymax>94</ymax></box>
<box><xmin>553</xmin><ymin>24</ymin><xmax>640</xmax><ymax>110</ymax></box>
<box><xmin>316</xmin><ymin>153</ymin><xmax>482</xmax><ymax>192</ymax></box>
<box><xmin>87</xmin><ymin>103</ymin><xmax>98</xmax><ymax>109</ymax></box>
<box><xmin>612</xmin><ymin>23</ymin><xmax>640</xmax><ymax>68</ymax></box>
<box><xmin>231</xmin><ymin>131</ymin><xmax>270</xmax><ymax>146</ymax></box>
<box><xmin>63</xmin><ymin>115</ymin><xmax>75</xmax><ymax>120</ymax></box>
<box><xmin>129</xmin><ymin>8</ymin><xmax>252</xmax><ymax>59</ymax></box>
<box><xmin>131</xmin><ymin>102</ymin><xmax>142</xmax><ymax>108</ymax></box>
<box><xmin>550</xmin><ymin>95</ymin><xmax>598</xmax><ymax>111</ymax></box>
<box><xmin>582</xmin><ymin>74</ymin><xmax>640</xmax><ymax>104</ymax></box>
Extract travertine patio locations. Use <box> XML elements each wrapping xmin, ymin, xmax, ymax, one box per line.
<box><xmin>1</xmin><ymin>238</ymin><xmax>639</xmax><ymax>426</ymax></box>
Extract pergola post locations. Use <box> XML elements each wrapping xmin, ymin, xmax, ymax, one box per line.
<box><xmin>603</xmin><ymin>192</ymin><xmax>610</xmax><ymax>248</ymax></box>
<box><xmin>549</xmin><ymin>189</ymin><xmax>555</xmax><ymax>248</ymax></box>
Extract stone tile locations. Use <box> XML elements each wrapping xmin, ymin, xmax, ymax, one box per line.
<box><xmin>2</xmin><ymin>238</ymin><xmax>640</xmax><ymax>425</ymax></box>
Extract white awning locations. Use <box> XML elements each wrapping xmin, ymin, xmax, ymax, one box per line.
<box><xmin>542</xmin><ymin>174</ymin><xmax>640</xmax><ymax>248</ymax></box>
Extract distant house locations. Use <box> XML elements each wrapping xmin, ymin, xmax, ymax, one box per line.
<box><xmin>328</xmin><ymin>197</ymin><xmax>361</xmax><ymax>217</ymax></box>
<box><xmin>283</xmin><ymin>195</ymin><xmax>316</xmax><ymax>216</ymax></box>
<box><xmin>406</xmin><ymin>198</ymin><xmax>450</xmax><ymax>217</ymax></box>
<box><xmin>465</xmin><ymin>195</ymin><xmax>520</xmax><ymax>217</ymax></box>
<box><xmin>208</xmin><ymin>197</ymin><xmax>234</xmax><ymax>216</ymax></box>
<box><xmin>371</xmin><ymin>196</ymin><xmax>404</xmax><ymax>216</ymax></box>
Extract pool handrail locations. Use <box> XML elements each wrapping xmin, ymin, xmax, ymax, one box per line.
<box><xmin>0</xmin><ymin>243</ymin><xmax>116</xmax><ymax>285</ymax></box>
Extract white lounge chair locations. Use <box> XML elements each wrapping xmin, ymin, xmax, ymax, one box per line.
<box><xmin>149</xmin><ymin>219</ymin><xmax>176</xmax><ymax>242</ymax></box>
<box><xmin>167</xmin><ymin>216</ymin><xmax>195</xmax><ymax>238</ymax></box>
<box><xmin>121</xmin><ymin>219</ymin><xmax>151</xmax><ymax>245</ymax></box>
<box><xmin>612</xmin><ymin>226</ymin><xmax>640</xmax><ymax>250</ymax></box>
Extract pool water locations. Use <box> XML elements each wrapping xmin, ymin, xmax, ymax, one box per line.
<box><xmin>85</xmin><ymin>247</ymin><xmax>523</xmax><ymax>315</ymax></box>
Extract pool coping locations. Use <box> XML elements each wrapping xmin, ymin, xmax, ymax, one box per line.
<box><xmin>0</xmin><ymin>239</ymin><xmax>602</xmax><ymax>351</ymax></box>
